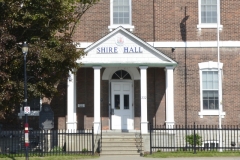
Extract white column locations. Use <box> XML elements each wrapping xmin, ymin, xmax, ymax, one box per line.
<box><xmin>66</xmin><ymin>71</ymin><xmax>77</xmax><ymax>130</ymax></box>
<box><xmin>139</xmin><ymin>66</ymin><xmax>148</xmax><ymax>134</ymax></box>
<box><xmin>93</xmin><ymin>66</ymin><xmax>102</xmax><ymax>134</ymax></box>
<box><xmin>165</xmin><ymin>66</ymin><xmax>175</xmax><ymax>128</ymax></box>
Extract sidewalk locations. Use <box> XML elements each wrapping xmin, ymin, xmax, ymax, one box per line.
<box><xmin>84</xmin><ymin>155</ymin><xmax>240</xmax><ymax>160</ymax></box>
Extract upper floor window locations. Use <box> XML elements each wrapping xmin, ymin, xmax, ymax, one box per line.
<box><xmin>113</xmin><ymin>0</ymin><xmax>130</xmax><ymax>24</ymax></box>
<box><xmin>201</xmin><ymin>0</ymin><xmax>217</xmax><ymax>24</ymax></box>
<box><xmin>197</xmin><ymin>0</ymin><xmax>223</xmax><ymax>30</ymax></box>
<box><xmin>108</xmin><ymin>0</ymin><xmax>134</xmax><ymax>31</ymax></box>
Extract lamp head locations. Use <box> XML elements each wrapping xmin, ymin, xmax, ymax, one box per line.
<box><xmin>22</xmin><ymin>41</ymin><xmax>28</xmax><ymax>54</ymax></box>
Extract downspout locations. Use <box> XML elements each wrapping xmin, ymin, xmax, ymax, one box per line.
<box><xmin>153</xmin><ymin>0</ymin><xmax>156</xmax><ymax>127</ymax></box>
<box><xmin>153</xmin><ymin>0</ymin><xmax>156</xmax><ymax>42</ymax></box>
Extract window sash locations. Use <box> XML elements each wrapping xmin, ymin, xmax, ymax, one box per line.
<box><xmin>201</xmin><ymin>0</ymin><xmax>217</xmax><ymax>23</ymax></box>
<box><xmin>202</xmin><ymin>71</ymin><xmax>219</xmax><ymax>110</ymax></box>
<box><xmin>202</xmin><ymin>71</ymin><xmax>218</xmax><ymax>89</ymax></box>
<box><xmin>203</xmin><ymin>91</ymin><xmax>219</xmax><ymax>110</ymax></box>
<box><xmin>113</xmin><ymin>0</ymin><xmax>130</xmax><ymax>24</ymax></box>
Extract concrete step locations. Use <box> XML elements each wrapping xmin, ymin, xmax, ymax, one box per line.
<box><xmin>102</xmin><ymin>138</ymin><xmax>137</xmax><ymax>142</ymax></box>
<box><xmin>100</xmin><ymin>150</ymin><xmax>141</xmax><ymax>155</ymax></box>
<box><xmin>100</xmin><ymin>132</ymin><xmax>143</xmax><ymax>156</ymax></box>
<box><xmin>102</xmin><ymin>143</ymin><xmax>140</xmax><ymax>147</ymax></box>
<box><xmin>102</xmin><ymin>146</ymin><xmax>141</xmax><ymax>151</ymax></box>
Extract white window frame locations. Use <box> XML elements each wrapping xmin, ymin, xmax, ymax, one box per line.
<box><xmin>108</xmin><ymin>0</ymin><xmax>134</xmax><ymax>31</ymax></box>
<box><xmin>198</xmin><ymin>61</ymin><xmax>225</xmax><ymax>118</ymax></box>
<box><xmin>197</xmin><ymin>0</ymin><xmax>223</xmax><ymax>30</ymax></box>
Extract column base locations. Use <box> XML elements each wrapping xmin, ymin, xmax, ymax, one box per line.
<box><xmin>165</xmin><ymin>121</ymin><xmax>174</xmax><ymax>129</ymax></box>
<box><xmin>66</xmin><ymin>121</ymin><xmax>77</xmax><ymax>131</ymax></box>
<box><xmin>93</xmin><ymin>122</ymin><xmax>101</xmax><ymax>134</ymax></box>
<box><xmin>141</xmin><ymin>122</ymin><xmax>148</xmax><ymax>134</ymax></box>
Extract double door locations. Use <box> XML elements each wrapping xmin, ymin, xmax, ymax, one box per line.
<box><xmin>111</xmin><ymin>82</ymin><xmax>133</xmax><ymax>130</ymax></box>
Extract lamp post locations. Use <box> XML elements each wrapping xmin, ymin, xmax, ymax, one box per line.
<box><xmin>22</xmin><ymin>41</ymin><xmax>29</xmax><ymax>160</ymax></box>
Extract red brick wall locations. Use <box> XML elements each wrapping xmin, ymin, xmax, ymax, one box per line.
<box><xmin>147</xmin><ymin>68</ymin><xmax>166</xmax><ymax>127</ymax></box>
<box><xmin>134</xmin><ymin>80</ymin><xmax>140</xmax><ymax>129</ymax></box>
<box><xmin>101</xmin><ymin>69</ymin><xmax>110</xmax><ymax>130</ymax></box>
<box><xmin>52</xmin><ymin>47</ymin><xmax>240</xmax><ymax>129</ymax></box>
<box><xmin>75</xmin><ymin>67</ymin><xmax>168</xmax><ymax>129</ymax></box>
<box><xmin>161</xmin><ymin>47</ymin><xmax>240</xmax><ymax>126</ymax></box>
<box><xmin>73</xmin><ymin>0</ymin><xmax>240</xmax><ymax>42</ymax></box>
<box><xmin>69</xmin><ymin>0</ymin><xmax>240</xmax><ymax>128</ymax></box>
<box><xmin>50</xmin><ymin>80</ymin><xmax>67</xmax><ymax>129</ymax></box>
<box><xmin>76</xmin><ymin>68</ymin><xmax>94</xmax><ymax>129</ymax></box>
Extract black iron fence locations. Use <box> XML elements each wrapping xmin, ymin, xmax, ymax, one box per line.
<box><xmin>150</xmin><ymin>123</ymin><xmax>240</xmax><ymax>154</ymax></box>
<box><xmin>0</xmin><ymin>128</ymin><xmax>94</xmax><ymax>157</ymax></box>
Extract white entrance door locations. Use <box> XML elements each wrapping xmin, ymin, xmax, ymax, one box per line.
<box><xmin>111</xmin><ymin>82</ymin><xmax>133</xmax><ymax>130</ymax></box>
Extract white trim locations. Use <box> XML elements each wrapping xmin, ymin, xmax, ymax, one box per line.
<box><xmin>165</xmin><ymin>66</ymin><xmax>175</xmax><ymax>128</ymax></box>
<box><xmin>197</xmin><ymin>24</ymin><xmax>223</xmax><ymax>30</ymax></box>
<box><xmin>82</xmin><ymin>27</ymin><xmax>177</xmax><ymax>67</ymax></box>
<box><xmin>199</xmin><ymin>61</ymin><xmax>223</xmax><ymax>69</ymax></box>
<box><xmin>67</xmin><ymin>71</ymin><xmax>77</xmax><ymax>130</ymax></box>
<box><xmin>108</xmin><ymin>25</ymin><xmax>134</xmax><ymax>32</ymax></box>
<box><xmin>102</xmin><ymin>67</ymin><xmax>140</xmax><ymax>80</ymax></box>
<box><xmin>109</xmin><ymin>0</ymin><xmax>134</xmax><ymax>31</ymax></box>
<box><xmin>198</xmin><ymin>0</ymin><xmax>223</xmax><ymax>30</ymax></box>
<box><xmin>111</xmin><ymin>81</ymin><xmax>134</xmax><ymax>130</ymax></box>
<box><xmin>76</xmin><ymin>41</ymin><xmax>240</xmax><ymax>49</ymax></box>
<box><xmin>93</xmin><ymin>66</ymin><xmax>102</xmax><ymax>133</ymax></box>
<box><xmin>139</xmin><ymin>66</ymin><xmax>148</xmax><ymax>134</ymax></box>
<box><xmin>198</xmin><ymin>61</ymin><xmax>225</xmax><ymax>118</ymax></box>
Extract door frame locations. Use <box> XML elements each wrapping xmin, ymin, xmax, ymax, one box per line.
<box><xmin>109</xmin><ymin>80</ymin><xmax>134</xmax><ymax>130</ymax></box>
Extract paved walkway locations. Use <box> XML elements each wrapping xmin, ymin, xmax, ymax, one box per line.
<box><xmin>84</xmin><ymin>155</ymin><xmax>240</xmax><ymax>160</ymax></box>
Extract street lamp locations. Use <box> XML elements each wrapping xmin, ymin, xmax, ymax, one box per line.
<box><xmin>22</xmin><ymin>41</ymin><xmax>29</xmax><ymax>160</ymax></box>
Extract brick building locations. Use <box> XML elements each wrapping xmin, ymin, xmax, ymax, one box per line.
<box><xmin>41</xmin><ymin>0</ymin><xmax>240</xmax><ymax>133</ymax></box>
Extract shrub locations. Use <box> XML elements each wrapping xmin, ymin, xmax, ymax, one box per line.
<box><xmin>186</xmin><ymin>134</ymin><xmax>202</xmax><ymax>146</ymax></box>
<box><xmin>82</xmin><ymin>148</ymin><xmax>88</xmax><ymax>152</ymax></box>
<box><xmin>51</xmin><ymin>146</ymin><xmax>63</xmax><ymax>152</ymax></box>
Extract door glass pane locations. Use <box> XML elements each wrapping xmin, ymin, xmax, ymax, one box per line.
<box><xmin>124</xmin><ymin>94</ymin><xmax>129</xmax><ymax>109</ymax></box>
<box><xmin>114</xmin><ymin>95</ymin><xmax>120</xmax><ymax>109</ymax></box>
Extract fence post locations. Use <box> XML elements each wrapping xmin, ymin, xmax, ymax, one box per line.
<box><xmin>193</xmin><ymin>122</ymin><xmax>196</xmax><ymax>154</ymax></box>
<box><xmin>149</xmin><ymin>123</ymin><xmax>152</xmax><ymax>154</ymax></box>
<box><xmin>92</xmin><ymin>127</ymin><xmax>94</xmax><ymax>155</ymax></box>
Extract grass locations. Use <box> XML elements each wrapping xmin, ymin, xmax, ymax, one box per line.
<box><xmin>0</xmin><ymin>155</ymin><xmax>98</xmax><ymax>160</ymax></box>
<box><xmin>144</xmin><ymin>151</ymin><xmax>240</xmax><ymax>158</ymax></box>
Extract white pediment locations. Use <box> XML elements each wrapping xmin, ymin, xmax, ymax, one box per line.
<box><xmin>79</xmin><ymin>26</ymin><xmax>177</xmax><ymax>67</ymax></box>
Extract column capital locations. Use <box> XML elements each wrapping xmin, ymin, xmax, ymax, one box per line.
<box><xmin>165</xmin><ymin>66</ymin><xmax>174</xmax><ymax>70</ymax></box>
<box><xmin>139</xmin><ymin>66</ymin><xmax>148</xmax><ymax>69</ymax></box>
<box><xmin>93</xmin><ymin>66</ymin><xmax>102</xmax><ymax>69</ymax></box>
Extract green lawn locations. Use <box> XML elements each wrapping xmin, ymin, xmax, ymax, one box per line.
<box><xmin>0</xmin><ymin>155</ymin><xmax>98</xmax><ymax>160</ymax></box>
<box><xmin>144</xmin><ymin>151</ymin><xmax>240</xmax><ymax>158</ymax></box>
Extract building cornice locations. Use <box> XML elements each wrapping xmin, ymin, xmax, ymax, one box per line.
<box><xmin>74</xmin><ymin>41</ymin><xmax>240</xmax><ymax>49</ymax></box>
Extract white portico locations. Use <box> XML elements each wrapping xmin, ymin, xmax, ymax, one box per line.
<box><xmin>67</xmin><ymin>27</ymin><xmax>177</xmax><ymax>134</ymax></box>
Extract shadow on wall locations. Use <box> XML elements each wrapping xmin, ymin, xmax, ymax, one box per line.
<box><xmin>50</xmin><ymin>80</ymin><xmax>67</xmax><ymax>129</ymax></box>
<box><xmin>147</xmin><ymin>68</ymin><xmax>166</xmax><ymax>127</ymax></box>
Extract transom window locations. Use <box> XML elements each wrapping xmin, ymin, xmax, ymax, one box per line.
<box><xmin>112</xmin><ymin>70</ymin><xmax>131</xmax><ymax>79</ymax></box>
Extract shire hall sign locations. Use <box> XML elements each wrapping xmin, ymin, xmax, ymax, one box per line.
<box><xmin>97</xmin><ymin>46</ymin><xmax>143</xmax><ymax>53</ymax></box>
<box><xmin>96</xmin><ymin>36</ymin><xmax>143</xmax><ymax>54</ymax></box>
